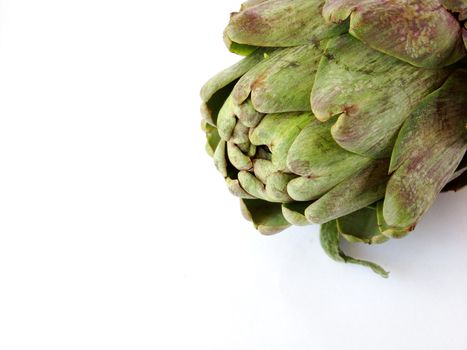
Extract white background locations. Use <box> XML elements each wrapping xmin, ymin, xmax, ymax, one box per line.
<box><xmin>0</xmin><ymin>1</ymin><xmax>466</xmax><ymax>349</ymax></box>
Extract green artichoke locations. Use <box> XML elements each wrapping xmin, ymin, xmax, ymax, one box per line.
<box><xmin>200</xmin><ymin>0</ymin><xmax>467</xmax><ymax>277</ymax></box>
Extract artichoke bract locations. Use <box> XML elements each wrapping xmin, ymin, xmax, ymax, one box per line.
<box><xmin>200</xmin><ymin>0</ymin><xmax>467</xmax><ymax>277</ymax></box>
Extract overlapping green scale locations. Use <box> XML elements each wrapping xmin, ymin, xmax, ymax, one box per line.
<box><xmin>323</xmin><ymin>0</ymin><xmax>466</xmax><ymax>68</ymax></box>
<box><xmin>224</xmin><ymin>0</ymin><xmax>347</xmax><ymax>50</ymax></box>
<box><xmin>200</xmin><ymin>0</ymin><xmax>467</xmax><ymax>276</ymax></box>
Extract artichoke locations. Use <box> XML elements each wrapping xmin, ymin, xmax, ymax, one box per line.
<box><xmin>200</xmin><ymin>0</ymin><xmax>467</xmax><ymax>277</ymax></box>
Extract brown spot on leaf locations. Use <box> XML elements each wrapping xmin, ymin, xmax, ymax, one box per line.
<box><xmin>235</xmin><ymin>10</ymin><xmax>269</xmax><ymax>35</ymax></box>
<box><xmin>287</xmin><ymin>61</ymin><xmax>300</xmax><ymax>68</ymax></box>
<box><xmin>342</xmin><ymin>104</ymin><xmax>359</xmax><ymax>116</ymax></box>
<box><xmin>288</xmin><ymin>159</ymin><xmax>313</xmax><ymax>177</ymax></box>
<box><xmin>251</xmin><ymin>72</ymin><xmax>267</xmax><ymax>91</ymax></box>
